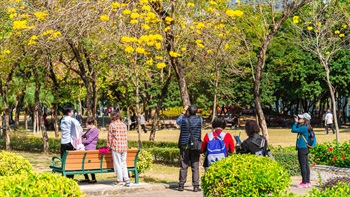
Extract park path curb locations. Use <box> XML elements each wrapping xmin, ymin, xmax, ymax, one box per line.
<box><xmin>80</xmin><ymin>181</ymin><xmax>184</xmax><ymax>196</ymax></box>
<box><xmin>80</xmin><ymin>176</ymin><xmax>313</xmax><ymax>196</ymax></box>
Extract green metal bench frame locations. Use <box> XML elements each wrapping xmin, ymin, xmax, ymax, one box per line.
<box><xmin>49</xmin><ymin>149</ymin><xmax>140</xmax><ymax>183</ymax></box>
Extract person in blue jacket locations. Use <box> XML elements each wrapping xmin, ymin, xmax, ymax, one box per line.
<box><xmin>292</xmin><ymin>112</ymin><xmax>312</xmax><ymax>188</ymax></box>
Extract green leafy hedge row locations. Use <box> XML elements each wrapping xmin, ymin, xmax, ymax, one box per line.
<box><xmin>0</xmin><ymin>135</ymin><xmax>178</xmax><ymax>153</ymax></box>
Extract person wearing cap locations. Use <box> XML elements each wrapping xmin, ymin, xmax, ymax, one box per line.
<box><xmin>291</xmin><ymin>112</ymin><xmax>313</xmax><ymax>188</ymax></box>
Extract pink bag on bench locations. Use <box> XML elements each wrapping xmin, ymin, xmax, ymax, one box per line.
<box><xmin>98</xmin><ymin>146</ymin><xmax>111</xmax><ymax>154</ymax></box>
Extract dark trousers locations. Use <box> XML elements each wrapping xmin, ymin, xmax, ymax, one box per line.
<box><xmin>84</xmin><ymin>174</ymin><xmax>96</xmax><ymax>180</ymax></box>
<box><xmin>179</xmin><ymin>148</ymin><xmax>200</xmax><ymax>187</ymax></box>
<box><xmin>298</xmin><ymin>148</ymin><xmax>310</xmax><ymax>183</ymax></box>
<box><xmin>141</xmin><ymin>124</ymin><xmax>147</xmax><ymax>133</ymax></box>
<box><xmin>61</xmin><ymin>143</ymin><xmax>75</xmax><ymax>179</ymax></box>
<box><xmin>326</xmin><ymin>124</ymin><xmax>335</xmax><ymax>134</ymax></box>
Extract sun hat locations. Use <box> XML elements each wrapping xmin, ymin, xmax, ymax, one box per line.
<box><xmin>298</xmin><ymin>113</ymin><xmax>311</xmax><ymax>121</ymax></box>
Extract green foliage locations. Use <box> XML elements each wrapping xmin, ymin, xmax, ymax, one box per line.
<box><xmin>270</xmin><ymin>145</ymin><xmax>295</xmax><ymax>153</ymax></box>
<box><xmin>274</xmin><ymin>152</ymin><xmax>300</xmax><ymax>176</ymax></box>
<box><xmin>0</xmin><ymin>172</ymin><xmax>85</xmax><ymax>197</ymax></box>
<box><xmin>148</xmin><ymin>148</ymin><xmax>179</xmax><ymax>165</ymax></box>
<box><xmin>161</xmin><ymin>107</ymin><xmax>183</xmax><ymax>118</ymax></box>
<box><xmin>0</xmin><ymin>151</ymin><xmax>34</xmax><ymax>176</ymax></box>
<box><xmin>310</xmin><ymin>141</ymin><xmax>350</xmax><ymax>167</ymax></box>
<box><xmin>137</xmin><ymin>149</ymin><xmax>152</xmax><ymax>174</ymax></box>
<box><xmin>0</xmin><ymin>135</ymin><xmax>178</xmax><ymax>154</ymax></box>
<box><xmin>201</xmin><ymin>154</ymin><xmax>291</xmax><ymax>197</ymax></box>
<box><xmin>307</xmin><ymin>182</ymin><xmax>350</xmax><ymax>197</ymax></box>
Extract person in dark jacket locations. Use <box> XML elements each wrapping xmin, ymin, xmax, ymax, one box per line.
<box><xmin>292</xmin><ymin>113</ymin><xmax>312</xmax><ymax>188</ymax></box>
<box><xmin>80</xmin><ymin>117</ymin><xmax>99</xmax><ymax>183</ymax></box>
<box><xmin>237</xmin><ymin>120</ymin><xmax>268</xmax><ymax>155</ymax></box>
<box><xmin>177</xmin><ymin>105</ymin><xmax>202</xmax><ymax>192</ymax></box>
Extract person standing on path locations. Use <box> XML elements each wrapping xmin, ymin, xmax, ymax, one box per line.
<box><xmin>108</xmin><ymin>111</ymin><xmax>130</xmax><ymax>187</ymax></box>
<box><xmin>324</xmin><ymin>109</ymin><xmax>335</xmax><ymax>135</ymax></box>
<box><xmin>81</xmin><ymin>117</ymin><xmax>99</xmax><ymax>183</ymax></box>
<box><xmin>177</xmin><ymin>105</ymin><xmax>202</xmax><ymax>192</ymax></box>
<box><xmin>60</xmin><ymin>105</ymin><xmax>83</xmax><ymax>179</ymax></box>
<box><xmin>291</xmin><ymin>113</ymin><xmax>312</xmax><ymax>188</ymax></box>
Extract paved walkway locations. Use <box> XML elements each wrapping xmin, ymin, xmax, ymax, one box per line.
<box><xmin>80</xmin><ymin>176</ymin><xmax>314</xmax><ymax>197</ymax></box>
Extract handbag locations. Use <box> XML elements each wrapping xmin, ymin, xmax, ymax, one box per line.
<box><xmin>187</xmin><ymin>117</ymin><xmax>202</xmax><ymax>151</ymax></box>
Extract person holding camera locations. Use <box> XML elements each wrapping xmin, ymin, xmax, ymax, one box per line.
<box><xmin>292</xmin><ymin>113</ymin><xmax>312</xmax><ymax>188</ymax></box>
<box><xmin>176</xmin><ymin>105</ymin><xmax>202</xmax><ymax>192</ymax></box>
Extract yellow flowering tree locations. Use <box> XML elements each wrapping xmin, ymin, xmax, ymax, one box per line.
<box><xmin>226</xmin><ymin>0</ymin><xmax>312</xmax><ymax>139</ymax></box>
<box><xmin>290</xmin><ymin>0</ymin><xmax>350</xmax><ymax>142</ymax></box>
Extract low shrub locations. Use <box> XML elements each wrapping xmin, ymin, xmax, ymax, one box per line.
<box><xmin>0</xmin><ymin>172</ymin><xmax>85</xmax><ymax>196</ymax></box>
<box><xmin>148</xmin><ymin>148</ymin><xmax>179</xmax><ymax>165</ymax></box>
<box><xmin>274</xmin><ymin>152</ymin><xmax>300</xmax><ymax>176</ymax></box>
<box><xmin>0</xmin><ymin>151</ymin><xmax>34</xmax><ymax>176</ymax></box>
<box><xmin>201</xmin><ymin>154</ymin><xmax>291</xmax><ymax>197</ymax></box>
<box><xmin>322</xmin><ymin>176</ymin><xmax>350</xmax><ymax>190</ymax></box>
<box><xmin>310</xmin><ymin>140</ymin><xmax>350</xmax><ymax>168</ymax></box>
<box><xmin>308</xmin><ymin>182</ymin><xmax>350</xmax><ymax>197</ymax></box>
<box><xmin>270</xmin><ymin>145</ymin><xmax>295</xmax><ymax>153</ymax></box>
<box><xmin>137</xmin><ymin>149</ymin><xmax>153</xmax><ymax>174</ymax></box>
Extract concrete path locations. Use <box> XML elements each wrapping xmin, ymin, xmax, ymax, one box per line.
<box><xmin>80</xmin><ymin>176</ymin><xmax>314</xmax><ymax>197</ymax></box>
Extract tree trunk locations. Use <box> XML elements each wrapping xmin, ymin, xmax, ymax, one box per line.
<box><xmin>324</xmin><ymin>66</ymin><xmax>339</xmax><ymax>142</ymax></box>
<box><xmin>33</xmin><ymin>64</ymin><xmax>49</xmax><ymax>153</ymax></box>
<box><xmin>150</xmin><ymin>73</ymin><xmax>172</xmax><ymax>141</ymax></box>
<box><xmin>211</xmin><ymin>67</ymin><xmax>220</xmax><ymax>122</ymax></box>
<box><xmin>0</xmin><ymin>66</ymin><xmax>15</xmax><ymax>150</ymax></box>
<box><xmin>24</xmin><ymin>108</ymin><xmax>28</xmax><ymax>133</ymax></box>
<box><xmin>135</xmin><ymin>69</ymin><xmax>143</xmax><ymax>148</ymax></box>
<box><xmin>14</xmin><ymin>85</ymin><xmax>26</xmax><ymax>130</ymax></box>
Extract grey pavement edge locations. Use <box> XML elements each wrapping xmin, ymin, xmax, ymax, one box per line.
<box><xmin>80</xmin><ymin>176</ymin><xmax>314</xmax><ymax>197</ymax></box>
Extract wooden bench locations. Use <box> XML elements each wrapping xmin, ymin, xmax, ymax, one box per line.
<box><xmin>161</xmin><ymin>120</ymin><xmax>179</xmax><ymax>129</ymax></box>
<box><xmin>49</xmin><ymin>149</ymin><xmax>140</xmax><ymax>183</ymax></box>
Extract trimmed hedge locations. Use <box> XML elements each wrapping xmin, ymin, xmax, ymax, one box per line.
<box><xmin>0</xmin><ymin>151</ymin><xmax>34</xmax><ymax>177</ymax></box>
<box><xmin>148</xmin><ymin>148</ymin><xmax>179</xmax><ymax>165</ymax></box>
<box><xmin>0</xmin><ymin>172</ymin><xmax>85</xmax><ymax>196</ymax></box>
<box><xmin>0</xmin><ymin>135</ymin><xmax>177</xmax><ymax>153</ymax></box>
<box><xmin>201</xmin><ymin>154</ymin><xmax>291</xmax><ymax>197</ymax></box>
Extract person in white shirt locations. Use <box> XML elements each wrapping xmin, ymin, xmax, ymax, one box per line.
<box><xmin>60</xmin><ymin>105</ymin><xmax>83</xmax><ymax>178</ymax></box>
<box><xmin>324</xmin><ymin>109</ymin><xmax>335</xmax><ymax>135</ymax></box>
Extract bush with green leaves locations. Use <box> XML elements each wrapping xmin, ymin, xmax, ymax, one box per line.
<box><xmin>148</xmin><ymin>148</ymin><xmax>179</xmax><ymax>165</ymax></box>
<box><xmin>0</xmin><ymin>172</ymin><xmax>85</xmax><ymax>196</ymax></box>
<box><xmin>307</xmin><ymin>182</ymin><xmax>350</xmax><ymax>197</ymax></box>
<box><xmin>310</xmin><ymin>140</ymin><xmax>350</xmax><ymax>168</ymax></box>
<box><xmin>201</xmin><ymin>154</ymin><xmax>291</xmax><ymax>197</ymax></box>
<box><xmin>274</xmin><ymin>152</ymin><xmax>300</xmax><ymax>176</ymax></box>
<box><xmin>0</xmin><ymin>151</ymin><xmax>34</xmax><ymax>176</ymax></box>
<box><xmin>137</xmin><ymin>149</ymin><xmax>153</xmax><ymax>173</ymax></box>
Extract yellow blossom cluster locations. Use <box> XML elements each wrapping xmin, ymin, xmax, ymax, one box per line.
<box><xmin>156</xmin><ymin>62</ymin><xmax>166</xmax><ymax>69</ymax></box>
<box><xmin>13</xmin><ymin>20</ymin><xmax>28</xmax><ymax>30</ymax></box>
<box><xmin>334</xmin><ymin>30</ymin><xmax>340</xmax><ymax>34</ymax></box>
<box><xmin>28</xmin><ymin>35</ymin><xmax>38</xmax><ymax>45</ymax></box>
<box><xmin>293</xmin><ymin>16</ymin><xmax>300</xmax><ymax>24</ymax></box>
<box><xmin>195</xmin><ymin>40</ymin><xmax>204</xmax><ymax>48</ymax></box>
<box><xmin>169</xmin><ymin>51</ymin><xmax>181</xmax><ymax>58</ymax></box>
<box><xmin>187</xmin><ymin>2</ymin><xmax>195</xmax><ymax>7</ymax></box>
<box><xmin>34</xmin><ymin>11</ymin><xmax>48</xmax><ymax>21</ymax></box>
<box><xmin>100</xmin><ymin>15</ymin><xmax>109</xmax><ymax>21</ymax></box>
<box><xmin>165</xmin><ymin>17</ymin><xmax>173</xmax><ymax>25</ymax></box>
<box><xmin>226</xmin><ymin>9</ymin><xmax>244</xmax><ymax>18</ymax></box>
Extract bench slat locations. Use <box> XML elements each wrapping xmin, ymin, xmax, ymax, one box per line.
<box><xmin>51</xmin><ymin>149</ymin><xmax>140</xmax><ymax>183</ymax></box>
